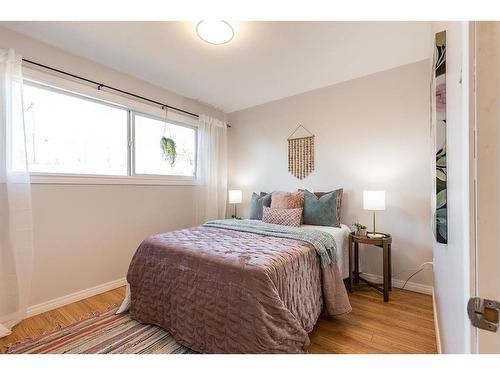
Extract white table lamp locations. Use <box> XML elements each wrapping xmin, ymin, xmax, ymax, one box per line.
<box><xmin>228</xmin><ymin>190</ymin><xmax>242</xmax><ymax>218</ymax></box>
<box><xmin>363</xmin><ymin>190</ymin><xmax>386</xmax><ymax>238</ymax></box>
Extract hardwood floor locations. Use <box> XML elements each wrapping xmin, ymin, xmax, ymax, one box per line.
<box><xmin>0</xmin><ymin>284</ymin><xmax>437</xmax><ymax>354</ymax></box>
<box><xmin>309</xmin><ymin>284</ymin><xmax>437</xmax><ymax>353</ymax></box>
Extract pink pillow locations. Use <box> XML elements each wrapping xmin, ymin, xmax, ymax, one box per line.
<box><xmin>270</xmin><ymin>191</ymin><xmax>304</xmax><ymax>209</ymax></box>
<box><xmin>262</xmin><ymin>207</ymin><xmax>303</xmax><ymax>227</ymax></box>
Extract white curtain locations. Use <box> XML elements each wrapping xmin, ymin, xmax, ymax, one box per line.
<box><xmin>0</xmin><ymin>49</ymin><xmax>34</xmax><ymax>338</ymax></box>
<box><xmin>195</xmin><ymin>114</ymin><xmax>228</xmax><ymax>223</ymax></box>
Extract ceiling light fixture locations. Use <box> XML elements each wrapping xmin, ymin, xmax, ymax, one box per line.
<box><xmin>196</xmin><ymin>21</ymin><xmax>234</xmax><ymax>45</ymax></box>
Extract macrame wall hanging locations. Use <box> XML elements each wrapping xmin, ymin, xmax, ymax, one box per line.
<box><xmin>287</xmin><ymin>124</ymin><xmax>315</xmax><ymax>180</ymax></box>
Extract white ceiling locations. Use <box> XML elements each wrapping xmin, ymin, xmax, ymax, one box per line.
<box><xmin>2</xmin><ymin>21</ymin><xmax>431</xmax><ymax>113</ymax></box>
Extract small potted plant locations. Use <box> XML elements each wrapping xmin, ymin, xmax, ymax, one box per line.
<box><xmin>353</xmin><ymin>222</ymin><xmax>368</xmax><ymax>236</ymax></box>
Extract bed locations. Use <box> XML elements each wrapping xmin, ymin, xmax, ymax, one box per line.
<box><xmin>302</xmin><ymin>223</ymin><xmax>351</xmax><ymax>279</ymax></box>
<box><xmin>119</xmin><ymin>219</ymin><xmax>351</xmax><ymax>353</ymax></box>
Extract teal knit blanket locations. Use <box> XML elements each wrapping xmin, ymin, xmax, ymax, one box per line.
<box><xmin>203</xmin><ymin>219</ymin><xmax>338</xmax><ymax>268</ymax></box>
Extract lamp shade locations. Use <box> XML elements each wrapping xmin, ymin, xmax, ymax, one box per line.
<box><xmin>363</xmin><ymin>190</ymin><xmax>386</xmax><ymax>211</ymax></box>
<box><xmin>228</xmin><ymin>190</ymin><xmax>242</xmax><ymax>204</ymax></box>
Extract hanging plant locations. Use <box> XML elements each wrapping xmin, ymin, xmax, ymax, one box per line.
<box><xmin>160</xmin><ymin>136</ymin><xmax>177</xmax><ymax>167</ymax></box>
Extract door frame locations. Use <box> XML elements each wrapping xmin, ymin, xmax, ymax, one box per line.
<box><xmin>469</xmin><ymin>20</ymin><xmax>479</xmax><ymax>354</ymax></box>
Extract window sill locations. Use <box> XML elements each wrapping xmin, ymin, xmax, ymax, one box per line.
<box><xmin>30</xmin><ymin>174</ymin><xmax>197</xmax><ymax>186</ymax></box>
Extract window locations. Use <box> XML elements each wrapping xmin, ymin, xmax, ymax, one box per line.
<box><xmin>134</xmin><ymin>114</ymin><xmax>196</xmax><ymax>177</ymax></box>
<box><xmin>22</xmin><ymin>80</ymin><xmax>197</xmax><ymax>182</ymax></box>
<box><xmin>24</xmin><ymin>82</ymin><xmax>128</xmax><ymax>176</ymax></box>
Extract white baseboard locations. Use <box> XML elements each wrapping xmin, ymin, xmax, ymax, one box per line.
<box><xmin>360</xmin><ymin>272</ymin><xmax>433</xmax><ymax>295</ymax></box>
<box><xmin>432</xmin><ymin>289</ymin><xmax>442</xmax><ymax>354</ymax></box>
<box><xmin>27</xmin><ymin>277</ymin><xmax>127</xmax><ymax>318</ymax></box>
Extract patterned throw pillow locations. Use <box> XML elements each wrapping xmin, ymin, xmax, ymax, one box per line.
<box><xmin>249</xmin><ymin>192</ymin><xmax>272</xmax><ymax>220</ymax></box>
<box><xmin>270</xmin><ymin>191</ymin><xmax>304</xmax><ymax>209</ymax></box>
<box><xmin>262</xmin><ymin>207</ymin><xmax>303</xmax><ymax>227</ymax></box>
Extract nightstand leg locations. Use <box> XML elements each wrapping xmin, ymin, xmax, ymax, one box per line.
<box><xmin>354</xmin><ymin>242</ymin><xmax>359</xmax><ymax>284</ymax></box>
<box><xmin>388</xmin><ymin>243</ymin><xmax>392</xmax><ymax>291</ymax></box>
<box><xmin>383</xmin><ymin>243</ymin><xmax>390</xmax><ymax>302</ymax></box>
<box><xmin>348</xmin><ymin>236</ymin><xmax>353</xmax><ymax>292</ymax></box>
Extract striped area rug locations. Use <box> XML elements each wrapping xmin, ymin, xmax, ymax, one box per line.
<box><xmin>7</xmin><ymin>307</ymin><xmax>195</xmax><ymax>354</ymax></box>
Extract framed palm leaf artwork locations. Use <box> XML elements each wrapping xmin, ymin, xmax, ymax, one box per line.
<box><xmin>433</xmin><ymin>31</ymin><xmax>447</xmax><ymax>244</ymax></box>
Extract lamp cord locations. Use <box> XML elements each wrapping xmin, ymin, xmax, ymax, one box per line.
<box><xmin>399</xmin><ymin>262</ymin><xmax>434</xmax><ymax>289</ymax></box>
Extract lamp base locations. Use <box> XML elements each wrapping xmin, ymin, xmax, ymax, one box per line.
<box><xmin>367</xmin><ymin>232</ymin><xmax>385</xmax><ymax>239</ymax></box>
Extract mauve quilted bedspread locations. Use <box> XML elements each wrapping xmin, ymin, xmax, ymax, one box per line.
<box><xmin>127</xmin><ymin>226</ymin><xmax>351</xmax><ymax>353</ymax></box>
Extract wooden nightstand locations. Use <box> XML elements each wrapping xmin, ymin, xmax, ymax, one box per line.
<box><xmin>348</xmin><ymin>232</ymin><xmax>393</xmax><ymax>302</ymax></box>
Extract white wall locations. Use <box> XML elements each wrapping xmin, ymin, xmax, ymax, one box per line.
<box><xmin>430</xmin><ymin>21</ymin><xmax>472</xmax><ymax>354</ymax></box>
<box><xmin>228</xmin><ymin>60</ymin><xmax>434</xmax><ymax>288</ymax></box>
<box><xmin>0</xmin><ymin>27</ymin><xmax>224</xmax><ymax>306</ymax></box>
<box><xmin>30</xmin><ymin>185</ymin><xmax>196</xmax><ymax>305</ymax></box>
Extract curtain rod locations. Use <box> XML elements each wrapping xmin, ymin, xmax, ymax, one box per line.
<box><xmin>22</xmin><ymin>58</ymin><xmax>230</xmax><ymax>127</ymax></box>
